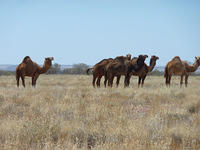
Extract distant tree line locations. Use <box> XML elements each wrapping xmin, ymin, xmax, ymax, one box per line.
<box><xmin>0</xmin><ymin>63</ymin><xmax>200</xmax><ymax>76</ymax></box>
<box><xmin>46</xmin><ymin>63</ymin><xmax>90</xmax><ymax>75</ymax></box>
<box><xmin>47</xmin><ymin>63</ymin><xmax>200</xmax><ymax>76</ymax></box>
<box><xmin>0</xmin><ymin>70</ymin><xmax>15</xmax><ymax>76</ymax></box>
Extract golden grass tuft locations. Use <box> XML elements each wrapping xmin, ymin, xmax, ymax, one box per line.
<box><xmin>0</xmin><ymin>75</ymin><xmax>200</xmax><ymax>149</ymax></box>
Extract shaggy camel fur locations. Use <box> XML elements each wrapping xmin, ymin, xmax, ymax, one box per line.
<box><xmin>164</xmin><ymin>56</ymin><xmax>200</xmax><ymax>87</ymax></box>
<box><xmin>16</xmin><ymin>56</ymin><xmax>54</xmax><ymax>87</ymax></box>
<box><xmin>87</xmin><ymin>54</ymin><xmax>131</xmax><ymax>88</ymax></box>
<box><xmin>125</xmin><ymin>55</ymin><xmax>159</xmax><ymax>87</ymax></box>
<box><xmin>106</xmin><ymin>55</ymin><xmax>148</xmax><ymax>87</ymax></box>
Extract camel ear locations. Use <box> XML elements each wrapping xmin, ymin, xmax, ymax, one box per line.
<box><xmin>51</xmin><ymin>57</ymin><xmax>54</xmax><ymax>61</ymax></box>
<box><xmin>195</xmin><ymin>56</ymin><xmax>198</xmax><ymax>60</ymax></box>
<box><xmin>138</xmin><ymin>55</ymin><xmax>143</xmax><ymax>58</ymax></box>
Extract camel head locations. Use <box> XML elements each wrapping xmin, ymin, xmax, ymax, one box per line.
<box><xmin>151</xmin><ymin>55</ymin><xmax>159</xmax><ymax>60</ymax></box>
<box><xmin>137</xmin><ymin>55</ymin><xmax>148</xmax><ymax>66</ymax></box>
<box><xmin>143</xmin><ymin>55</ymin><xmax>148</xmax><ymax>59</ymax></box>
<box><xmin>151</xmin><ymin>55</ymin><xmax>159</xmax><ymax>62</ymax></box>
<box><xmin>150</xmin><ymin>55</ymin><xmax>159</xmax><ymax>66</ymax></box>
<box><xmin>44</xmin><ymin>57</ymin><xmax>54</xmax><ymax>66</ymax></box>
<box><xmin>195</xmin><ymin>56</ymin><xmax>200</xmax><ymax>66</ymax></box>
<box><xmin>126</xmin><ymin>54</ymin><xmax>131</xmax><ymax>60</ymax></box>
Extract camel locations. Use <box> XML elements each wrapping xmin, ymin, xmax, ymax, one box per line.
<box><xmin>16</xmin><ymin>56</ymin><xmax>54</xmax><ymax>87</ymax></box>
<box><xmin>86</xmin><ymin>58</ymin><xmax>114</xmax><ymax>87</ymax></box>
<box><xmin>87</xmin><ymin>54</ymin><xmax>131</xmax><ymax>88</ymax></box>
<box><xmin>164</xmin><ymin>56</ymin><xmax>200</xmax><ymax>87</ymax></box>
<box><xmin>106</xmin><ymin>55</ymin><xmax>148</xmax><ymax>87</ymax></box>
<box><xmin>125</xmin><ymin>55</ymin><xmax>159</xmax><ymax>87</ymax></box>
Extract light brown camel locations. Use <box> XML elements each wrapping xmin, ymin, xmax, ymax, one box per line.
<box><xmin>87</xmin><ymin>54</ymin><xmax>131</xmax><ymax>87</ymax></box>
<box><xmin>125</xmin><ymin>55</ymin><xmax>159</xmax><ymax>87</ymax></box>
<box><xmin>106</xmin><ymin>55</ymin><xmax>148</xmax><ymax>87</ymax></box>
<box><xmin>16</xmin><ymin>56</ymin><xmax>54</xmax><ymax>87</ymax></box>
<box><xmin>164</xmin><ymin>56</ymin><xmax>200</xmax><ymax>87</ymax></box>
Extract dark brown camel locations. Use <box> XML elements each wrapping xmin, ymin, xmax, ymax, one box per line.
<box><xmin>125</xmin><ymin>55</ymin><xmax>159</xmax><ymax>87</ymax></box>
<box><xmin>164</xmin><ymin>56</ymin><xmax>200</xmax><ymax>87</ymax></box>
<box><xmin>106</xmin><ymin>55</ymin><xmax>148</xmax><ymax>87</ymax></box>
<box><xmin>87</xmin><ymin>54</ymin><xmax>131</xmax><ymax>87</ymax></box>
<box><xmin>86</xmin><ymin>58</ymin><xmax>113</xmax><ymax>87</ymax></box>
<box><xmin>16</xmin><ymin>56</ymin><xmax>54</xmax><ymax>87</ymax></box>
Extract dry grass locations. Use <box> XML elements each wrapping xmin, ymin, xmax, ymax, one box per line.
<box><xmin>0</xmin><ymin>74</ymin><xmax>200</xmax><ymax>149</ymax></box>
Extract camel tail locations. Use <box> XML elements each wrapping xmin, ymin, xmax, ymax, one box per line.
<box><xmin>86</xmin><ymin>68</ymin><xmax>93</xmax><ymax>75</ymax></box>
<box><xmin>16</xmin><ymin>68</ymin><xmax>21</xmax><ymax>80</ymax></box>
<box><xmin>164</xmin><ymin>66</ymin><xmax>168</xmax><ymax>78</ymax></box>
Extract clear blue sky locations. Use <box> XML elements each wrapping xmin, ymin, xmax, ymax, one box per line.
<box><xmin>0</xmin><ymin>0</ymin><xmax>200</xmax><ymax>66</ymax></box>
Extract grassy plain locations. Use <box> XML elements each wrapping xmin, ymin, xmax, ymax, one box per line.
<box><xmin>0</xmin><ymin>74</ymin><xmax>200</xmax><ymax>149</ymax></box>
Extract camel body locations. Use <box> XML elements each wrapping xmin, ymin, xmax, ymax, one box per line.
<box><xmin>106</xmin><ymin>55</ymin><xmax>148</xmax><ymax>87</ymax></box>
<box><xmin>86</xmin><ymin>58</ymin><xmax>113</xmax><ymax>87</ymax></box>
<box><xmin>164</xmin><ymin>56</ymin><xmax>200</xmax><ymax>87</ymax></box>
<box><xmin>87</xmin><ymin>54</ymin><xmax>131</xmax><ymax>87</ymax></box>
<box><xmin>16</xmin><ymin>56</ymin><xmax>54</xmax><ymax>87</ymax></box>
<box><xmin>126</xmin><ymin>55</ymin><xmax>159</xmax><ymax>87</ymax></box>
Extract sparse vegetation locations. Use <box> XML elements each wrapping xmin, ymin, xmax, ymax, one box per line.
<box><xmin>63</xmin><ymin>63</ymin><xmax>89</xmax><ymax>74</ymax></box>
<box><xmin>0</xmin><ymin>75</ymin><xmax>200</xmax><ymax>149</ymax></box>
<box><xmin>0</xmin><ymin>70</ymin><xmax>15</xmax><ymax>76</ymax></box>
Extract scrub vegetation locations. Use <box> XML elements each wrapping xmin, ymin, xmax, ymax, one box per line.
<box><xmin>0</xmin><ymin>75</ymin><xmax>200</xmax><ymax>149</ymax></box>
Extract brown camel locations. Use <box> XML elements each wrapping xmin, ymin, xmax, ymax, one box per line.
<box><xmin>86</xmin><ymin>58</ymin><xmax>113</xmax><ymax>87</ymax></box>
<box><xmin>164</xmin><ymin>56</ymin><xmax>200</xmax><ymax>87</ymax></box>
<box><xmin>125</xmin><ymin>55</ymin><xmax>159</xmax><ymax>87</ymax></box>
<box><xmin>104</xmin><ymin>54</ymin><xmax>132</xmax><ymax>87</ymax></box>
<box><xmin>87</xmin><ymin>54</ymin><xmax>131</xmax><ymax>88</ymax></box>
<box><xmin>16</xmin><ymin>56</ymin><xmax>54</xmax><ymax>87</ymax></box>
<box><xmin>106</xmin><ymin>55</ymin><xmax>148</xmax><ymax>87</ymax></box>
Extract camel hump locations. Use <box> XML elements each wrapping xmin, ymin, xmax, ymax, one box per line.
<box><xmin>172</xmin><ymin>56</ymin><xmax>181</xmax><ymax>61</ymax></box>
<box><xmin>22</xmin><ymin>56</ymin><xmax>31</xmax><ymax>63</ymax></box>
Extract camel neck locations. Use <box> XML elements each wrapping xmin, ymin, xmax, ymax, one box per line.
<box><xmin>187</xmin><ymin>61</ymin><xmax>199</xmax><ymax>72</ymax></box>
<box><xmin>148</xmin><ymin>61</ymin><xmax>156</xmax><ymax>72</ymax></box>
<box><xmin>39</xmin><ymin>64</ymin><xmax>51</xmax><ymax>74</ymax></box>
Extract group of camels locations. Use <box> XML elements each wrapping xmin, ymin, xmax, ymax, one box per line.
<box><xmin>87</xmin><ymin>54</ymin><xmax>200</xmax><ymax>88</ymax></box>
<box><xmin>15</xmin><ymin>55</ymin><xmax>200</xmax><ymax>88</ymax></box>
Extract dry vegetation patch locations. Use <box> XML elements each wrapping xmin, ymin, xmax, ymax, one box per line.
<box><xmin>0</xmin><ymin>75</ymin><xmax>200</xmax><ymax>149</ymax></box>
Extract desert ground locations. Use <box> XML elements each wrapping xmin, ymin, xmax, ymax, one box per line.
<box><xmin>0</xmin><ymin>74</ymin><xmax>200</xmax><ymax>150</ymax></box>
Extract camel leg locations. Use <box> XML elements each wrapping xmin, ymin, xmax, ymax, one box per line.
<box><xmin>127</xmin><ymin>76</ymin><xmax>131</xmax><ymax>87</ymax></box>
<box><xmin>165</xmin><ymin>76</ymin><xmax>169</xmax><ymax>86</ymax></box>
<box><xmin>124</xmin><ymin>74</ymin><xmax>130</xmax><ymax>88</ymax></box>
<box><xmin>96</xmin><ymin>76</ymin><xmax>102</xmax><ymax>88</ymax></box>
<box><xmin>110</xmin><ymin>76</ymin><xmax>114</xmax><ymax>87</ymax></box>
<box><xmin>104</xmin><ymin>76</ymin><xmax>108</xmax><ymax>87</ymax></box>
<box><xmin>16</xmin><ymin>75</ymin><xmax>20</xmax><ymax>87</ymax></box>
<box><xmin>108</xmin><ymin>75</ymin><xmax>114</xmax><ymax>87</ymax></box>
<box><xmin>138</xmin><ymin>77</ymin><xmax>142</xmax><ymax>87</ymax></box>
<box><xmin>185</xmin><ymin>75</ymin><xmax>188</xmax><ymax>87</ymax></box>
<box><xmin>32</xmin><ymin>77</ymin><xmax>34</xmax><ymax>86</ymax></box>
<box><xmin>168</xmin><ymin>75</ymin><xmax>171</xmax><ymax>87</ymax></box>
<box><xmin>141</xmin><ymin>75</ymin><xmax>146</xmax><ymax>88</ymax></box>
<box><xmin>92</xmin><ymin>74</ymin><xmax>97</xmax><ymax>88</ymax></box>
<box><xmin>21</xmin><ymin>76</ymin><xmax>25</xmax><ymax>87</ymax></box>
<box><xmin>33</xmin><ymin>73</ymin><xmax>40</xmax><ymax>87</ymax></box>
<box><xmin>125</xmin><ymin>75</ymin><xmax>131</xmax><ymax>87</ymax></box>
<box><xmin>116</xmin><ymin>75</ymin><xmax>121</xmax><ymax>87</ymax></box>
<box><xmin>180</xmin><ymin>75</ymin><xmax>183</xmax><ymax>87</ymax></box>
<box><xmin>108</xmin><ymin>73</ymin><xmax>112</xmax><ymax>87</ymax></box>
